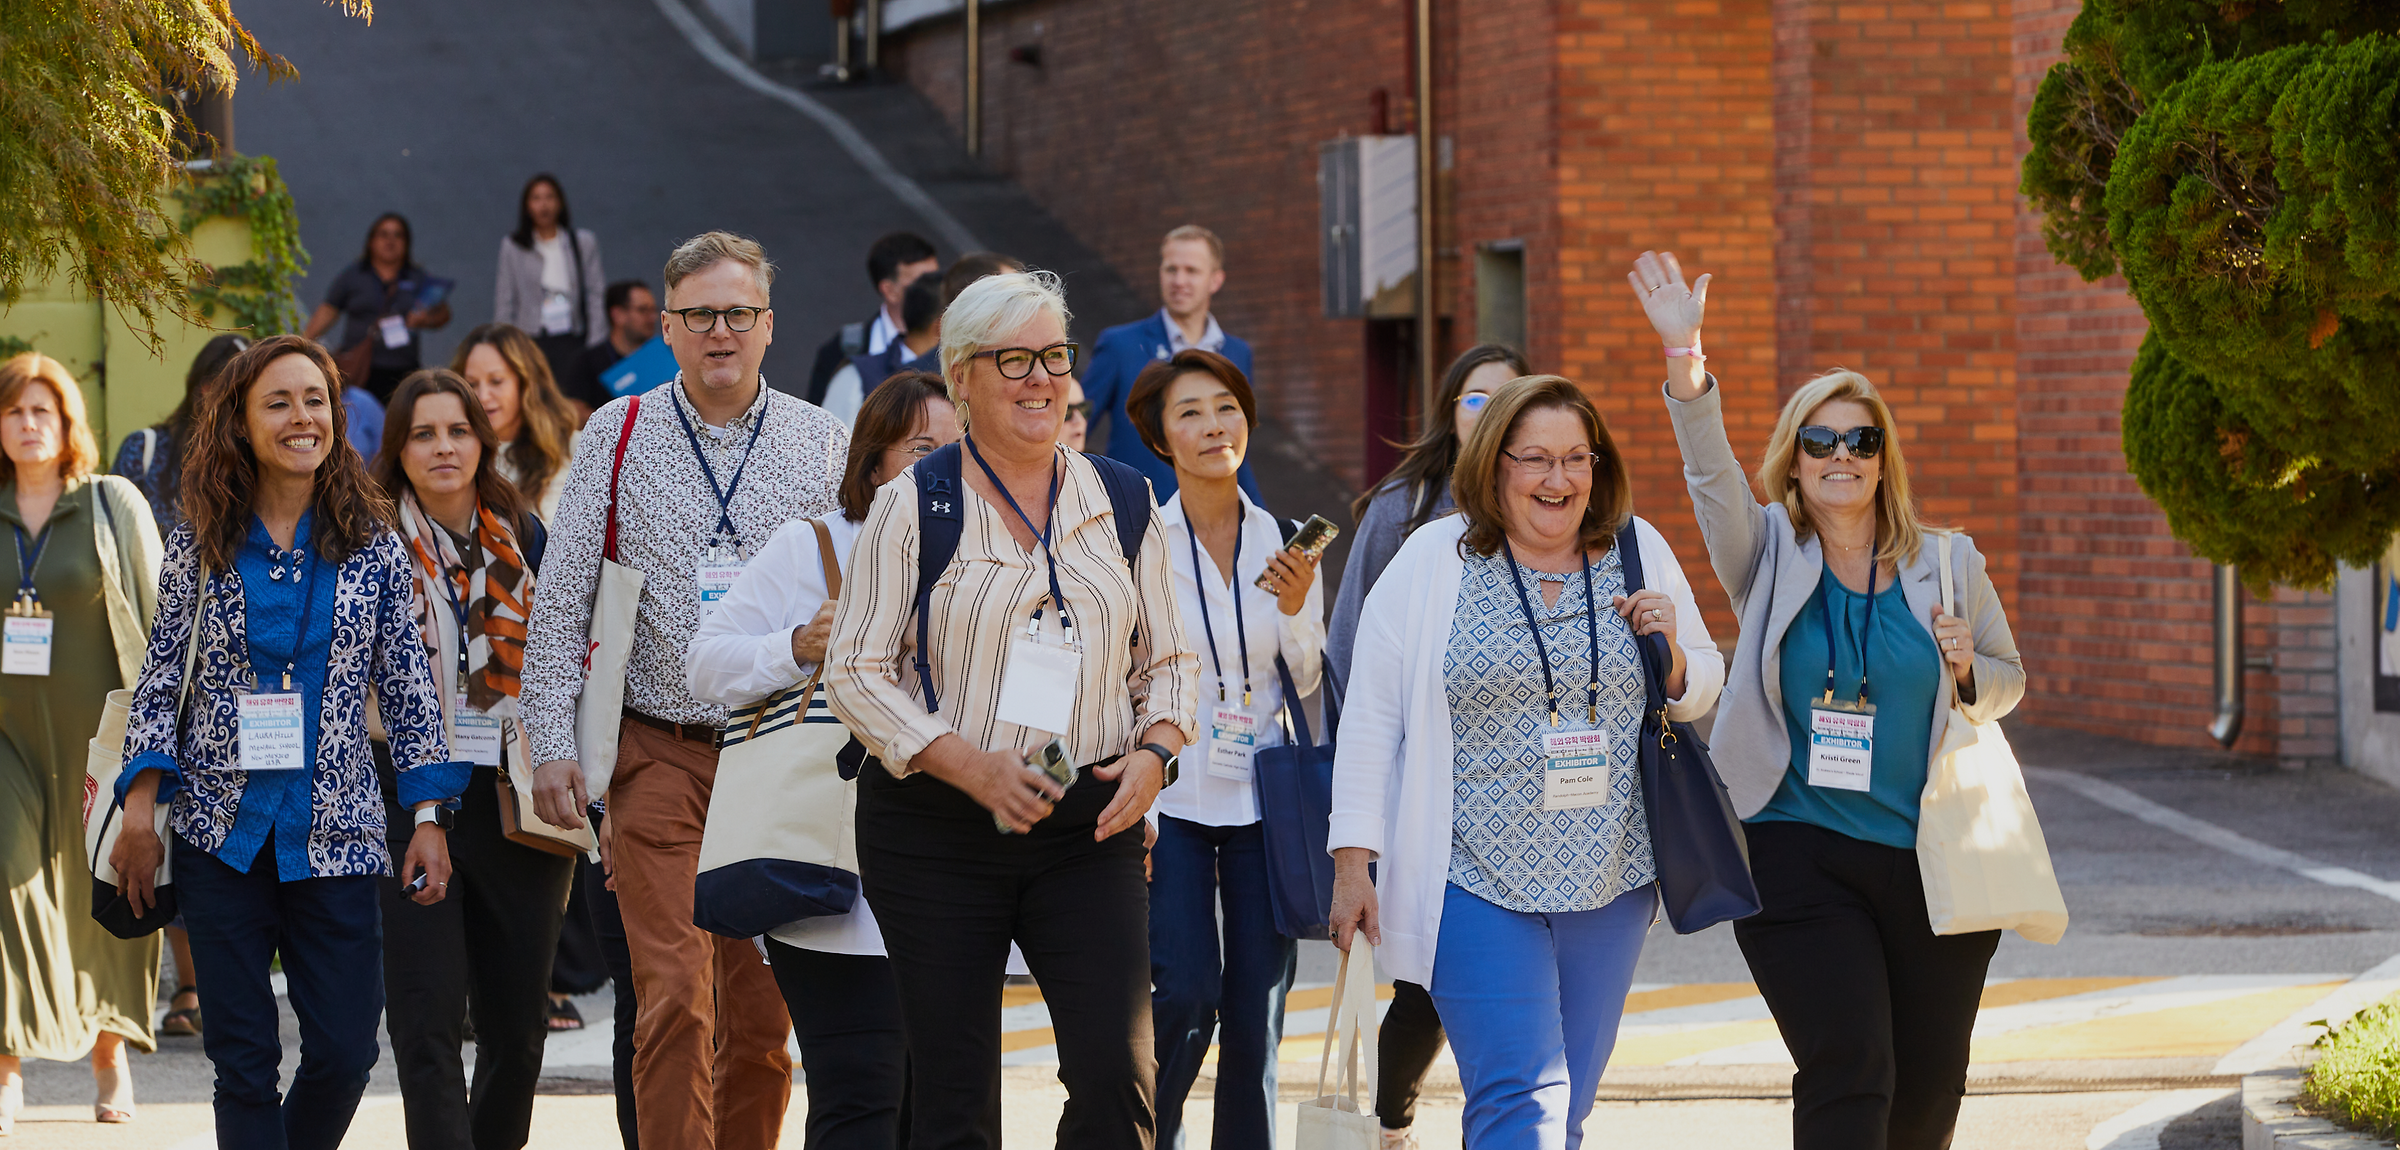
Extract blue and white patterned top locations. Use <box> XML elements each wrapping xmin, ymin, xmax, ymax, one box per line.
<box><xmin>118</xmin><ymin>514</ymin><xmax>468</xmax><ymax>881</ymax></box>
<box><xmin>1444</xmin><ymin>544</ymin><xmax>1654</xmax><ymax>913</ymax></box>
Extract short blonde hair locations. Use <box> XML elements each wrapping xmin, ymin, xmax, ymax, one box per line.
<box><xmin>938</xmin><ymin>269</ymin><xmax>1072</xmax><ymax>421</ymax></box>
<box><xmin>1163</xmin><ymin>224</ymin><xmax>1224</xmax><ymax>269</ymax></box>
<box><xmin>1756</xmin><ymin>368</ymin><xmax>1931</xmax><ymax>568</ymax></box>
<box><xmin>662</xmin><ymin>231</ymin><xmax>775</xmax><ymax>299</ymax></box>
<box><xmin>0</xmin><ymin>353</ymin><xmax>100</xmax><ymax>485</ymax></box>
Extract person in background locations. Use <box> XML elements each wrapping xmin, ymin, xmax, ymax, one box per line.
<box><xmin>1633</xmin><ymin>250</ymin><xmax>2026</xmax><ymax>1150</ymax></box>
<box><xmin>1061</xmin><ymin>375</ymin><xmax>1090</xmax><ymax>452</ymax></box>
<box><xmin>1329</xmin><ymin>374</ymin><xmax>1724</xmax><ymax>1149</ymax></box>
<box><xmin>452</xmin><ymin>323</ymin><xmax>579</xmax><ymax>522</ymax></box>
<box><xmin>1324</xmin><ymin>341</ymin><xmax>1528</xmax><ymax>1150</ymax></box>
<box><xmin>494</xmin><ymin>174</ymin><xmax>608</xmax><ymax>387</ymax></box>
<box><xmin>109</xmin><ymin>335</ymin><xmax>467</xmax><ymax>1149</ymax></box>
<box><xmin>1082</xmin><ymin>225</ymin><xmax>1263</xmax><ymax>505</ymax></box>
<box><xmin>561</xmin><ymin>280</ymin><xmax>658</xmax><ymax>416</ymax></box>
<box><xmin>343</xmin><ymin>381</ymin><xmax>386</xmax><ymax>464</ymax></box>
<box><xmin>807</xmin><ymin>231</ymin><xmax>940</xmax><ymax>405</ymax></box>
<box><xmin>304</xmin><ymin>213</ymin><xmax>453</xmax><ymax>403</ymax></box>
<box><xmin>367</xmin><ymin>368</ymin><xmax>566</xmax><ymax>1150</ymax></box>
<box><xmin>522</xmin><ymin>231</ymin><xmax>848</xmax><ymax>1150</ymax></box>
<box><xmin>823</xmin><ymin>270</ymin><xmax>1198</xmax><ymax>1149</ymax></box>
<box><xmin>1127</xmin><ymin>348</ymin><xmax>1323</xmax><ymax>1150</ymax></box>
<box><xmin>821</xmin><ymin>274</ymin><xmax>941</xmax><ymax>424</ymax></box>
<box><xmin>114</xmin><ymin>333</ymin><xmax>251</xmax><ymax>527</ymax></box>
<box><xmin>0</xmin><ymin>353</ymin><xmax>164</xmax><ymax>1131</ymax></box>
<box><xmin>687</xmin><ymin>369</ymin><xmax>961</xmax><ymax>1149</ymax></box>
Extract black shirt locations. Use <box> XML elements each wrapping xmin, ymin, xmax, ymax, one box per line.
<box><xmin>561</xmin><ymin>340</ymin><xmax>627</xmax><ymax>411</ymax></box>
<box><xmin>322</xmin><ymin>261</ymin><xmax>432</xmax><ymax>372</ymax></box>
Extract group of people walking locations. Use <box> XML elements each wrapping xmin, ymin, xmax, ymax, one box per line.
<box><xmin>0</xmin><ymin>219</ymin><xmax>2041</xmax><ymax>1150</ymax></box>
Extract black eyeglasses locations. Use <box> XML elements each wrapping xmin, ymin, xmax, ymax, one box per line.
<box><xmin>1796</xmin><ymin>425</ymin><xmax>1885</xmax><ymax>460</ymax></box>
<box><xmin>663</xmin><ymin>306</ymin><xmax>768</xmax><ymax>334</ymax></box>
<box><xmin>973</xmin><ymin>342</ymin><xmax>1079</xmax><ymax>380</ymax></box>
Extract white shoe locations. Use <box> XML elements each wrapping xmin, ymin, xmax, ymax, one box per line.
<box><xmin>94</xmin><ymin>1062</ymin><xmax>134</xmax><ymax>1123</ymax></box>
<box><xmin>1380</xmin><ymin>1127</ymin><xmax>1417</xmax><ymax>1150</ymax></box>
<box><xmin>1</xmin><ymin>1078</ymin><xmax>21</xmax><ymax>1136</ymax></box>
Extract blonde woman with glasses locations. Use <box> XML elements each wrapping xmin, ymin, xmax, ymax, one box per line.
<box><xmin>1629</xmin><ymin>250</ymin><xmax>2025</xmax><ymax>1150</ymax></box>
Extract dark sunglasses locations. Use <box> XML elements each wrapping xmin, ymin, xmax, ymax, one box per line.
<box><xmin>1066</xmin><ymin>400</ymin><xmax>1093</xmax><ymax>420</ymax></box>
<box><xmin>1796</xmin><ymin>424</ymin><xmax>1885</xmax><ymax>460</ymax></box>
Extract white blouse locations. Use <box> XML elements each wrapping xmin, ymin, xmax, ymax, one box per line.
<box><xmin>1152</xmin><ymin>491</ymin><xmax>1326</xmax><ymax>827</ymax></box>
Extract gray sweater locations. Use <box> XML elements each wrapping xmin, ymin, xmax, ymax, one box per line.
<box><xmin>1327</xmin><ymin>479</ymin><xmax>1455</xmax><ymax>697</ymax></box>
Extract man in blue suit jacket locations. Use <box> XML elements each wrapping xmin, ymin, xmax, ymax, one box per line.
<box><xmin>1082</xmin><ymin>225</ymin><xmax>1266</xmax><ymax>506</ymax></box>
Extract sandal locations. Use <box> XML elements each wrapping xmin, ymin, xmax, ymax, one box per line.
<box><xmin>160</xmin><ymin>986</ymin><xmax>201</xmax><ymax>1037</ymax></box>
<box><xmin>94</xmin><ymin>1063</ymin><xmax>134</xmax><ymax>1124</ymax></box>
<box><xmin>546</xmin><ymin>996</ymin><xmax>585</xmax><ymax>1032</ymax></box>
<box><xmin>1</xmin><ymin>1079</ymin><xmax>20</xmax><ymax>1136</ymax></box>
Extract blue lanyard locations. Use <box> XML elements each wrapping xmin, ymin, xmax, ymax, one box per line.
<box><xmin>432</xmin><ymin>526</ymin><xmax>474</xmax><ymax>688</ymax></box>
<box><xmin>258</xmin><ymin>549</ymin><xmax>324</xmax><ymax>692</ymax></box>
<box><xmin>12</xmin><ymin>522</ymin><xmax>52</xmax><ymax>606</ymax></box>
<box><xmin>1820</xmin><ymin>562</ymin><xmax>1877</xmax><ymax>705</ymax></box>
<box><xmin>669</xmin><ymin>391</ymin><xmax>764</xmax><ymax>554</ymax></box>
<box><xmin>1184</xmin><ymin>514</ymin><xmax>1252</xmax><ymax>706</ymax></box>
<box><xmin>965</xmin><ymin>435</ymin><xmax>1073</xmax><ymax>634</ymax></box>
<box><xmin>1497</xmin><ymin>538</ymin><xmax>1601</xmax><ymax>727</ymax></box>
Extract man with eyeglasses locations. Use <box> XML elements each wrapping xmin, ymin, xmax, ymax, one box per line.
<box><xmin>1082</xmin><ymin>224</ymin><xmax>1267</xmax><ymax>503</ymax></box>
<box><xmin>521</xmin><ymin>231</ymin><xmax>848</xmax><ymax>1150</ymax></box>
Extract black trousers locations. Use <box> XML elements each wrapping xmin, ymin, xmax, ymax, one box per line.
<box><xmin>552</xmin><ymin>862</ymin><xmax>610</xmax><ymax>995</ymax></box>
<box><xmin>583</xmin><ymin>856</ymin><xmax>640</xmax><ymax>1150</ymax></box>
<box><xmin>1374</xmin><ymin>979</ymin><xmax>1447</xmax><ymax>1129</ymax></box>
<box><xmin>765</xmin><ymin>938</ymin><xmax>913</xmax><ymax>1150</ymax></box>
<box><xmin>1732</xmin><ymin>820</ymin><xmax>2000</xmax><ymax>1150</ymax></box>
<box><xmin>379</xmin><ymin>768</ymin><xmax>576</xmax><ymax>1150</ymax></box>
<box><xmin>858</xmin><ymin>764</ymin><xmax>1156</xmax><ymax>1150</ymax></box>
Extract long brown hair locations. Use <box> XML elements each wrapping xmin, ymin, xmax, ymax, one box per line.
<box><xmin>370</xmin><ymin>369</ymin><xmax>528</xmax><ymax>532</ymax></box>
<box><xmin>181</xmin><ymin>335</ymin><xmax>393</xmax><ymax>570</ymax></box>
<box><xmin>450</xmin><ymin>323</ymin><xmax>576</xmax><ymax>505</ymax></box>
<box><xmin>841</xmin><ymin>371</ymin><xmax>952</xmax><ymax>521</ymax></box>
<box><xmin>0</xmin><ymin>353</ymin><xmax>100</xmax><ymax>485</ymax></box>
<box><xmin>1452</xmin><ymin>375</ymin><xmax>1632</xmax><ymax>559</ymax></box>
<box><xmin>1350</xmin><ymin>343</ymin><xmax>1531</xmax><ymax>528</ymax></box>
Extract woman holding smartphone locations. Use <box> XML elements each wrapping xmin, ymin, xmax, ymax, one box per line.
<box><xmin>1125</xmin><ymin>348</ymin><xmax>1324</xmax><ymax>1149</ymax></box>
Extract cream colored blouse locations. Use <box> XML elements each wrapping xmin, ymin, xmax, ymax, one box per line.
<box><xmin>823</xmin><ymin>445</ymin><xmax>1200</xmax><ymax>775</ymax></box>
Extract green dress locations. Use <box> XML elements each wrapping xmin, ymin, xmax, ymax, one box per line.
<box><xmin>0</xmin><ymin>477</ymin><xmax>159</xmax><ymax>1059</ymax></box>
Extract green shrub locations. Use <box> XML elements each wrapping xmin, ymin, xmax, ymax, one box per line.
<box><xmin>2120</xmin><ymin>334</ymin><xmax>2400</xmax><ymax>589</ymax></box>
<box><xmin>2302</xmin><ymin>993</ymin><xmax>2400</xmax><ymax>1140</ymax></box>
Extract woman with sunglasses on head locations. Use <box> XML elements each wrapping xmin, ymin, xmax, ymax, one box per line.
<box><xmin>685</xmin><ymin>370</ymin><xmax>959</xmax><ymax>1150</ymax></box>
<box><xmin>1323</xmin><ymin>341</ymin><xmax>1525</xmax><ymax>1150</ymax></box>
<box><xmin>1629</xmin><ymin>250</ymin><xmax>2025</xmax><ymax>1150</ymax></box>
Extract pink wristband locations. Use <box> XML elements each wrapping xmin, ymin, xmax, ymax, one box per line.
<box><xmin>1663</xmin><ymin>346</ymin><xmax>1706</xmax><ymax>361</ymax></box>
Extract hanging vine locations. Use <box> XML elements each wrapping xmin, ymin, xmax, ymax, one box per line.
<box><xmin>171</xmin><ymin>153</ymin><xmax>309</xmax><ymax>335</ymax></box>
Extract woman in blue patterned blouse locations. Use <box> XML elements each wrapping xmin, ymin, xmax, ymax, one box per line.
<box><xmin>107</xmin><ymin>335</ymin><xmax>469</xmax><ymax>1150</ymax></box>
<box><xmin>1328</xmin><ymin>375</ymin><xmax>1726</xmax><ymax>1150</ymax></box>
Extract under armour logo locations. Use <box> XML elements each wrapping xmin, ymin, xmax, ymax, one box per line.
<box><xmin>933</xmin><ymin>500</ymin><xmax>953</xmax><ymax>514</ymax></box>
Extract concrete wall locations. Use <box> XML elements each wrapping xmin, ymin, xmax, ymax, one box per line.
<box><xmin>2339</xmin><ymin>565</ymin><xmax>2400</xmax><ymax>789</ymax></box>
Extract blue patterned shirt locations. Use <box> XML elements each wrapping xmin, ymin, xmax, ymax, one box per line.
<box><xmin>1444</xmin><ymin>545</ymin><xmax>1654</xmax><ymax>913</ymax></box>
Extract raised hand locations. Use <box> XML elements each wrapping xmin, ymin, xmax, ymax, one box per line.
<box><xmin>1626</xmin><ymin>250</ymin><xmax>1710</xmax><ymax>349</ymax></box>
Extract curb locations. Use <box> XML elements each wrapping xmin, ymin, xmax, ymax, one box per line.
<box><xmin>2244</xmin><ymin>1068</ymin><xmax>2393</xmax><ymax>1149</ymax></box>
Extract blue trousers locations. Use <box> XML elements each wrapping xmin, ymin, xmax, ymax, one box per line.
<box><xmin>174</xmin><ymin>833</ymin><xmax>385</xmax><ymax>1150</ymax></box>
<box><xmin>1148</xmin><ymin>815</ymin><xmax>1298</xmax><ymax>1150</ymax></box>
<box><xmin>1430</xmin><ymin>882</ymin><xmax>1655</xmax><ymax>1150</ymax></box>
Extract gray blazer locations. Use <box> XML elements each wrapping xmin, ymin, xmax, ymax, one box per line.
<box><xmin>1665</xmin><ymin>378</ymin><xmax>2025</xmax><ymax>818</ymax></box>
<box><xmin>493</xmin><ymin>228</ymin><xmax>605</xmax><ymax>342</ymax></box>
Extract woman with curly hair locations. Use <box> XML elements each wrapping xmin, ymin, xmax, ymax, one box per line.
<box><xmin>452</xmin><ymin>323</ymin><xmax>579</xmax><ymax>520</ymax></box>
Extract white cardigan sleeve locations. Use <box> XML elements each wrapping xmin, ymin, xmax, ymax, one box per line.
<box><xmin>1326</xmin><ymin>534</ymin><xmax>1420</xmax><ymax>860</ymax></box>
<box><xmin>1636</xmin><ymin>517</ymin><xmax>1725</xmax><ymax>722</ymax></box>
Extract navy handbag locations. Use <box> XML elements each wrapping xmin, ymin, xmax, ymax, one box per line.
<box><xmin>1615</xmin><ymin>521</ymin><xmax>1763</xmax><ymax>934</ymax></box>
<box><xmin>1252</xmin><ymin>656</ymin><xmax>1341</xmax><ymax>941</ymax></box>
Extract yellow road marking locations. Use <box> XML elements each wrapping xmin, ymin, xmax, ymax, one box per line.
<box><xmin>1625</xmin><ymin>983</ymin><xmax>1758</xmax><ymax>1014</ymax></box>
<box><xmin>1978</xmin><ymin>976</ymin><xmax>2161</xmax><ymax>1010</ymax></box>
<box><xmin>1609</xmin><ymin>1021</ymin><xmax>1787</xmax><ymax>1067</ymax></box>
<box><xmin>1971</xmin><ymin>981</ymin><xmax>2344</xmax><ymax>1062</ymax></box>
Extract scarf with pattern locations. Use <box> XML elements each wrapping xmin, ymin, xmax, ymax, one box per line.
<box><xmin>398</xmin><ymin>488</ymin><xmax>534</xmax><ymax>716</ymax></box>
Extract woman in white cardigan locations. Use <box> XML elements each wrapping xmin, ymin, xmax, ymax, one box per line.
<box><xmin>1627</xmin><ymin>250</ymin><xmax>2027</xmax><ymax>1150</ymax></box>
<box><xmin>1329</xmin><ymin>375</ymin><xmax>1724</xmax><ymax>1150</ymax></box>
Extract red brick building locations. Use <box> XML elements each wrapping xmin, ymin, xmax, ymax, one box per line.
<box><xmin>881</xmin><ymin>0</ymin><xmax>2342</xmax><ymax>763</ymax></box>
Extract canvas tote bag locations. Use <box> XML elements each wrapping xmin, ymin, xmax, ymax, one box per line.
<box><xmin>692</xmin><ymin>518</ymin><xmax>863</xmax><ymax>938</ymax></box>
<box><xmin>1296</xmin><ymin>940</ymin><xmax>1382</xmax><ymax>1150</ymax></box>
<box><xmin>1914</xmin><ymin>531</ymin><xmax>2070</xmax><ymax>944</ymax></box>
<box><xmin>575</xmin><ymin>396</ymin><xmax>647</xmax><ymax>803</ymax></box>
<box><xmin>85</xmin><ymin>563</ymin><xmax>208</xmax><ymax>939</ymax></box>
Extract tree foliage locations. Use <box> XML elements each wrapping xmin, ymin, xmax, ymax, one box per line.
<box><xmin>0</xmin><ymin>0</ymin><xmax>367</xmax><ymax>342</ymax></box>
<box><xmin>2024</xmin><ymin>2</ymin><xmax>2400</xmax><ymax>588</ymax></box>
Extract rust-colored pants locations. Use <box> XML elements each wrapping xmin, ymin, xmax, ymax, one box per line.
<box><xmin>611</xmin><ymin>719</ymin><xmax>794</xmax><ymax>1149</ymax></box>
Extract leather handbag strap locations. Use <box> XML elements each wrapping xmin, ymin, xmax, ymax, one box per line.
<box><xmin>810</xmin><ymin>517</ymin><xmax>843</xmax><ymax>600</ymax></box>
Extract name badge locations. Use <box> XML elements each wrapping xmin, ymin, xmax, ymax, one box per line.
<box><xmin>995</xmin><ymin>635</ymin><xmax>1080</xmax><ymax>735</ymax></box>
<box><xmin>238</xmin><ymin>692</ymin><xmax>308</xmax><ymax>771</ymax></box>
<box><xmin>1205</xmin><ymin>702</ymin><xmax>1258</xmax><ymax>782</ymax></box>
<box><xmin>696</xmin><ymin>560</ymin><xmax>745</xmax><ymax>616</ymax></box>
<box><xmin>3</xmin><ymin>614</ymin><xmax>54</xmax><ymax>676</ymax></box>
<box><xmin>1808</xmin><ymin>700</ymin><xmax>1876</xmax><ymax>792</ymax></box>
<box><xmin>377</xmin><ymin>313</ymin><xmax>410</xmax><ymax>349</ymax></box>
<box><xmin>453</xmin><ymin>693</ymin><xmax>504</xmax><ymax>766</ymax></box>
<box><xmin>1541</xmin><ymin>728</ymin><xmax>1612</xmax><ymax>811</ymax></box>
<box><xmin>540</xmin><ymin>292</ymin><xmax>575</xmax><ymax>334</ymax></box>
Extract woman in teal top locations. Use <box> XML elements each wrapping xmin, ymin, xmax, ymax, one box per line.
<box><xmin>1760</xmin><ymin>571</ymin><xmax>1941</xmax><ymax>848</ymax></box>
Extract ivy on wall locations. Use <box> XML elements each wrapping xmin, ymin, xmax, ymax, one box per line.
<box><xmin>171</xmin><ymin>153</ymin><xmax>308</xmax><ymax>336</ymax></box>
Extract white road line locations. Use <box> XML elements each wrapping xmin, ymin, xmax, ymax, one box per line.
<box><xmin>649</xmin><ymin>0</ymin><xmax>984</xmax><ymax>255</ymax></box>
<box><xmin>2084</xmin><ymin>1088</ymin><xmax>2233</xmax><ymax>1150</ymax></box>
<box><xmin>2025</xmin><ymin>767</ymin><xmax>2400</xmax><ymax>903</ymax></box>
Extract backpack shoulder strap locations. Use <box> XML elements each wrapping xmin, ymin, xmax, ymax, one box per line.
<box><xmin>911</xmin><ymin>443</ymin><xmax>966</xmax><ymax>712</ymax></box>
<box><xmin>1081</xmin><ymin>453</ymin><xmax>1154</xmax><ymax>565</ymax></box>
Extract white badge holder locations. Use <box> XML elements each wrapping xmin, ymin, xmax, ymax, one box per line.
<box><xmin>1540</xmin><ymin>727</ymin><xmax>1612</xmax><ymax>811</ymax></box>
<box><xmin>3</xmin><ymin>612</ymin><xmax>53</xmax><ymax>676</ymax></box>
<box><xmin>996</xmin><ymin>608</ymin><xmax>1080</xmax><ymax>736</ymax></box>
<box><xmin>377</xmin><ymin>314</ymin><xmax>410</xmax><ymax>349</ymax></box>
<box><xmin>1807</xmin><ymin>698</ymin><xmax>1876</xmax><ymax>791</ymax></box>
<box><xmin>238</xmin><ymin>691</ymin><xmax>308</xmax><ymax>770</ymax></box>
<box><xmin>1205</xmin><ymin>699</ymin><xmax>1259</xmax><ymax>782</ymax></box>
<box><xmin>453</xmin><ymin>693</ymin><xmax>504</xmax><ymax>766</ymax></box>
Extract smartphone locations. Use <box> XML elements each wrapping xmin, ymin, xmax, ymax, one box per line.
<box><xmin>995</xmin><ymin>739</ymin><xmax>1078</xmax><ymax>834</ymax></box>
<box><xmin>1257</xmin><ymin>515</ymin><xmax>1341</xmax><ymax>589</ymax></box>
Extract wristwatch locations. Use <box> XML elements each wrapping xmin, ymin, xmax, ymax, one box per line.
<box><xmin>412</xmin><ymin>805</ymin><xmax>455</xmax><ymax>832</ymax></box>
<box><xmin>1138</xmin><ymin>742</ymin><xmax>1180</xmax><ymax>788</ymax></box>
